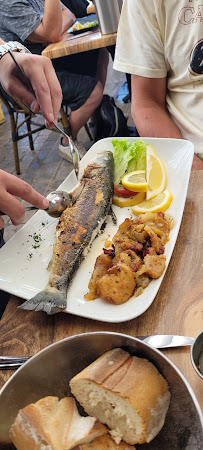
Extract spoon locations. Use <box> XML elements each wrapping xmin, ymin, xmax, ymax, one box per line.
<box><xmin>0</xmin><ymin>191</ymin><xmax>73</xmax><ymax>219</ymax></box>
<box><xmin>0</xmin><ymin>335</ymin><xmax>194</xmax><ymax>369</ymax></box>
<box><xmin>23</xmin><ymin>190</ymin><xmax>73</xmax><ymax>218</ymax></box>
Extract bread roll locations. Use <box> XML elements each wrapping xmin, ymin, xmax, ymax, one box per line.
<box><xmin>70</xmin><ymin>348</ymin><xmax>170</xmax><ymax>445</ymax></box>
<box><xmin>74</xmin><ymin>433</ymin><xmax>134</xmax><ymax>449</ymax></box>
<box><xmin>10</xmin><ymin>396</ymin><xmax>108</xmax><ymax>450</ymax></box>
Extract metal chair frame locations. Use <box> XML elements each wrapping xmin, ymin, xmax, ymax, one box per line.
<box><xmin>0</xmin><ymin>89</ymin><xmax>71</xmax><ymax>175</ymax></box>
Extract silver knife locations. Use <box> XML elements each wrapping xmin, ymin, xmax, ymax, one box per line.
<box><xmin>0</xmin><ymin>335</ymin><xmax>194</xmax><ymax>369</ymax></box>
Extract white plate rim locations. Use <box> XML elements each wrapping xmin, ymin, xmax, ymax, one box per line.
<box><xmin>0</xmin><ymin>137</ymin><xmax>194</xmax><ymax>322</ymax></box>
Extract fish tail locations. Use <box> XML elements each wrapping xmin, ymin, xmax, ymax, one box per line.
<box><xmin>19</xmin><ymin>289</ymin><xmax>67</xmax><ymax>314</ymax></box>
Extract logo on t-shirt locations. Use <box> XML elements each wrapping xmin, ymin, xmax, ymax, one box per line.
<box><xmin>189</xmin><ymin>39</ymin><xmax>203</xmax><ymax>75</ymax></box>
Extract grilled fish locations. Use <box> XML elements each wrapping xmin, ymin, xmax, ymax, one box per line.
<box><xmin>20</xmin><ymin>152</ymin><xmax>114</xmax><ymax>314</ymax></box>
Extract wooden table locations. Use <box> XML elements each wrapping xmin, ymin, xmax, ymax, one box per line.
<box><xmin>0</xmin><ymin>170</ymin><xmax>202</xmax><ymax>413</ymax></box>
<box><xmin>42</xmin><ymin>28</ymin><xmax>117</xmax><ymax>59</ymax></box>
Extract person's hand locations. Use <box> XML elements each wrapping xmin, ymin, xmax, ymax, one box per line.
<box><xmin>0</xmin><ymin>51</ymin><xmax>62</xmax><ymax>128</ymax></box>
<box><xmin>191</xmin><ymin>154</ymin><xmax>203</xmax><ymax>171</ymax></box>
<box><xmin>0</xmin><ymin>170</ymin><xmax>49</xmax><ymax>230</ymax></box>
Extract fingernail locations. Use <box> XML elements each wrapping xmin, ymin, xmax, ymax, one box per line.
<box><xmin>43</xmin><ymin>198</ymin><xmax>49</xmax><ymax>208</ymax></box>
<box><xmin>48</xmin><ymin>113</ymin><xmax>54</xmax><ymax>121</ymax></box>
<box><xmin>30</xmin><ymin>100</ymin><xmax>38</xmax><ymax>112</ymax></box>
<box><xmin>15</xmin><ymin>215</ymin><xmax>25</xmax><ymax>225</ymax></box>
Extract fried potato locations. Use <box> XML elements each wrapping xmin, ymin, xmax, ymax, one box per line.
<box><xmin>97</xmin><ymin>263</ymin><xmax>136</xmax><ymax>304</ymax></box>
<box><xmin>137</xmin><ymin>254</ymin><xmax>166</xmax><ymax>279</ymax></box>
<box><xmin>85</xmin><ymin>254</ymin><xmax>113</xmax><ymax>301</ymax></box>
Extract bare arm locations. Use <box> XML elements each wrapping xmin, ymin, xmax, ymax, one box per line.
<box><xmin>0</xmin><ymin>39</ymin><xmax>62</xmax><ymax>126</ymax></box>
<box><xmin>28</xmin><ymin>0</ymin><xmax>75</xmax><ymax>43</ymax></box>
<box><xmin>87</xmin><ymin>1</ymin><xmax>95</xmax><ymax>14</ymax></box>
<box><xmin>61</xmin><ymin>7</ymin><xmax>76</xmax><ymax>34</ymax></box>
<box><xmin>0</xmin><ymin>170</ymin><xmax>49</xmax><ymax>229</ymax></box>
<box><xmin>131</xmin><ymin>75</ymin><xmax>183</xmax><ymax>138</ymax></box>
<box><xmin>131</xmin><ymin>75</ymin><xmax>203</xmax><ymax>169</ymax></box>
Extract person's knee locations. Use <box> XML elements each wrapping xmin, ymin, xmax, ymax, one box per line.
<box><xmin>90</xmin><ymin>81</ymin><xmax>103</xmax><ymax>108</ymax></box>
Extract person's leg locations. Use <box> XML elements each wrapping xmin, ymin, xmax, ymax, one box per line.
<box><xmin>56</xmin><ymin>71</ymin><xmax>103</xmax><ymax>143</ymax></box>
<box><xmin>68</xmin><ymin>81</ymin><xmax>102</xmax><ymax>141</ymax></box>
<box><xmin>95</xmin><ymin>48</ymin><xmax>109</xmax><ymax>88</ymax></box>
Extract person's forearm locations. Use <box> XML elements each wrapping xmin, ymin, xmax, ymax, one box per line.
<box><xmin>42</xmin><ymin>0</ymin><xmax>63</xmax><ymax>41</ymax></box>
<box><xmin>132</xmin><ymin>102</ymin><xmax>183</xmax><ymax>139</ymax></box>
<box><xmin>132</xmin><ymin>101</ymin><xmax>203</xmax><ymax>170</ymax></box>
<box><xmin>61</xmin><ymin>8</ymin><xmax>76</xmax><ymax>34</ymax></box>
<box><xmin>28</xmin><ymin>0</ymin><xmax>75</xmax><ymax>43</ymax></box>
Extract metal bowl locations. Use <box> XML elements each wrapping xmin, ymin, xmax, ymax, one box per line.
<box><xmin>0</xmin><ymin>332</ymin><xmax>202</xmax><ymax>449</ymax></box>
<box><xmin>190</xmin><ymin>330</ymin><xmax>203</xmax><ymax>380</ymax></box>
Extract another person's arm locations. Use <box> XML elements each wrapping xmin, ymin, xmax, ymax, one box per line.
<box><xmin>131</xmin><ymin>75</ymin><xmax>203</xmax><ymax>169</ymax></box>
<box><xmin>0</xmin><ymin>170</ymin><xmax>49</xmax><ymax>230</ymax></box>
<box><xmin>0</xmin><ymin>38</ymin><xmax>62</xmax><ymax>126</ymax></box>
<box><xmin>28</xmin><ymin>0</ymin><xmax>75</xmax><ymax>43</ymax></box>
<box><xmin>131</xmin><ymin>75</ymin><xmax>183</xmax><ymax>138</ymax></box>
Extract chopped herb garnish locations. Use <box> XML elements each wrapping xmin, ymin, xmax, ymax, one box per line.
<box><xmin>33</xmin><ymin>233</ymin><xmax>42</xmax><ymax>243</ymax></box>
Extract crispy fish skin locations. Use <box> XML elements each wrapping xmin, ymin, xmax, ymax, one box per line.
<box><xmin>20</xmin><ymin>152</ymin><xmax>114</xmax><ymax>314</ymax></box>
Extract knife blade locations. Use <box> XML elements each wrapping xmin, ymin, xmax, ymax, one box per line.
<box><xmin>0</xmin><ymin>335</ymin><xmax>194</xmax><ymax>369</ymax></box>
<box><xmin>137</xmin><ymin>334</ymin><xmax>194</xmax><ymax>349</ymax></box>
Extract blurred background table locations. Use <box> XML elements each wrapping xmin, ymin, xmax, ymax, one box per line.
<box><xmin>42</xmin><ymin>28</ymin><xmax>117</xmax><ymax>59</ymax></box>
<box><xmin>0</xmin><ymin>170</ymin><xmax>202</xmax><ymax>412</ymax></box>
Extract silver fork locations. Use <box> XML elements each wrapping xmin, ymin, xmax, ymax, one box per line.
<box><xmin>52</xmin><ymin>121</ymin><xmax>79</xmax><ymax>178</ymax></box>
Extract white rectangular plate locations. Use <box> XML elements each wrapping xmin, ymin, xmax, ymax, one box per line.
<box><xmin>0</xmin><ymin>138</ymin><xmax>194</xmax><ymax>322</ymax></box>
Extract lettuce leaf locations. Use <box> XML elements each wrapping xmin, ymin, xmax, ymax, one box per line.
<box><xmin>112</xmin><ymin>139</ymin><xmax>147</xmax><ymax>186</ymax></box>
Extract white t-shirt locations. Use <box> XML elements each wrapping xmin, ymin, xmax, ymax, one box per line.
<box><xmin>114</xmin><ymin>0</ymin><xmax>203</xmax><ymax>156</ymax></box>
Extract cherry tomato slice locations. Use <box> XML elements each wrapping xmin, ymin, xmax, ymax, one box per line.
<box><xmin>114</xmin><ymin>185</ymin><xmax>138</xmax><ymax>198</ymax></box>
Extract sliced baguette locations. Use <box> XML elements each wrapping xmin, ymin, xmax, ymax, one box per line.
<box><xmin>73</xmin><ymin>433</ymin><xmax>135</xmax><ymax>449</ymax></box>
<box><xmin>10</xmin><ymin>396</ymin><xmax>108</xmax><ymax>450</ymax></box>
<box><xmin>70</xmin><ymin>348</ymin><xmax>170</xmax><ymax>445</ymax></box>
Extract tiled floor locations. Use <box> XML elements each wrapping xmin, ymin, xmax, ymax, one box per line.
<box><xmin>0</xmin><ymin>69</ymin><xmax>133</xmax><ymax>243</ymax></box>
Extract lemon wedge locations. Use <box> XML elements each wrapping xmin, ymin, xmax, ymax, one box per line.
<box><xmin>147</xmin><ymin>143</ymin><xmax>156</xmax><ymax>154</ymax></box>
<box><xmin>131</xmin><ymin>189</ymin><xmax>173</xmax><ymax>214</ymax></box>
<box><xmin>122</xmin><ymin>170</ymin><xmax>148</xmax><ymax>192</ymax></box>
<box><xmin>146</xmin><ymin>145</ymin><xmax>166</xmax><ymax>200</ymax></box>
<box><xmin>113</xmin><ymin>192</ymin><xmax>145</xmax><ymax>207</ymax></box>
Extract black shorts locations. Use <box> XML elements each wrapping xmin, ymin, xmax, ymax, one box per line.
<box><xmin>55</xmin><ymin>70</ymin><xmax>98</xmax><ymax>111</ymax></box>
<box><xmin>52</xmin><ymin>51</ymin><xmax>99</xmax><ymax>111</ymax></box>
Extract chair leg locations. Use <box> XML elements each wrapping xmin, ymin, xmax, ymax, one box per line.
<box><xmin>9</xmin><ymin>112</ymin><xmax>20</xmax><ymax>174</ymax></box>
<box><xmin>26</xmin><ymin>116</ymin><xmax>34</xmax><ymax>150</ymax></box>
<box><xmin>13</xmin><ymin>140</ymin><xmax>20</xmax><ymax>175</ymax></box>
<box><xmin>59</xmin><ymin>107</ymin><xmax>71</xmax><ymax>135</ymax></box>
<box><xmin>84</xmin><ymin>123</ymin><xmax>93</xmax><ymax>141</ymax></box>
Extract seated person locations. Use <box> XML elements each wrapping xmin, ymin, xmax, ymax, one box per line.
<box><xmin>114</xmin><ymin>0</ymin><xmax>203</xmax><ymax>169</ymax></box>
<box><xmin>61</xmin><ymin>0</ymin><xmax>109</xmax><ymax>94</ymax></box>
<box><xmin>0</xmin><ymin>0</ymin><xmax>103</xmax><ymax>161</ymax></box>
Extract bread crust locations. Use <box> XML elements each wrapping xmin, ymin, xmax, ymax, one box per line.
<box><xmin>74</xmin><ymin>433</ymin><xmax>134</xmax><ymax>449</ymax></box>
<box><xmin>70</xmin><ymin>349</ymin><xmax>170</xmax><ymax>445</ymax></box>
<box><xmin>10</xmin><ymin>396</ymin><xmax>108</xmax><ymax>450</ymax></box>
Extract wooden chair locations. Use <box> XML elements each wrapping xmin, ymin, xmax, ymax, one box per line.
<box><xmin>0</xmin><ymin>88</ymin><xmax>71</xmax><ymax>175</ymax></box>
